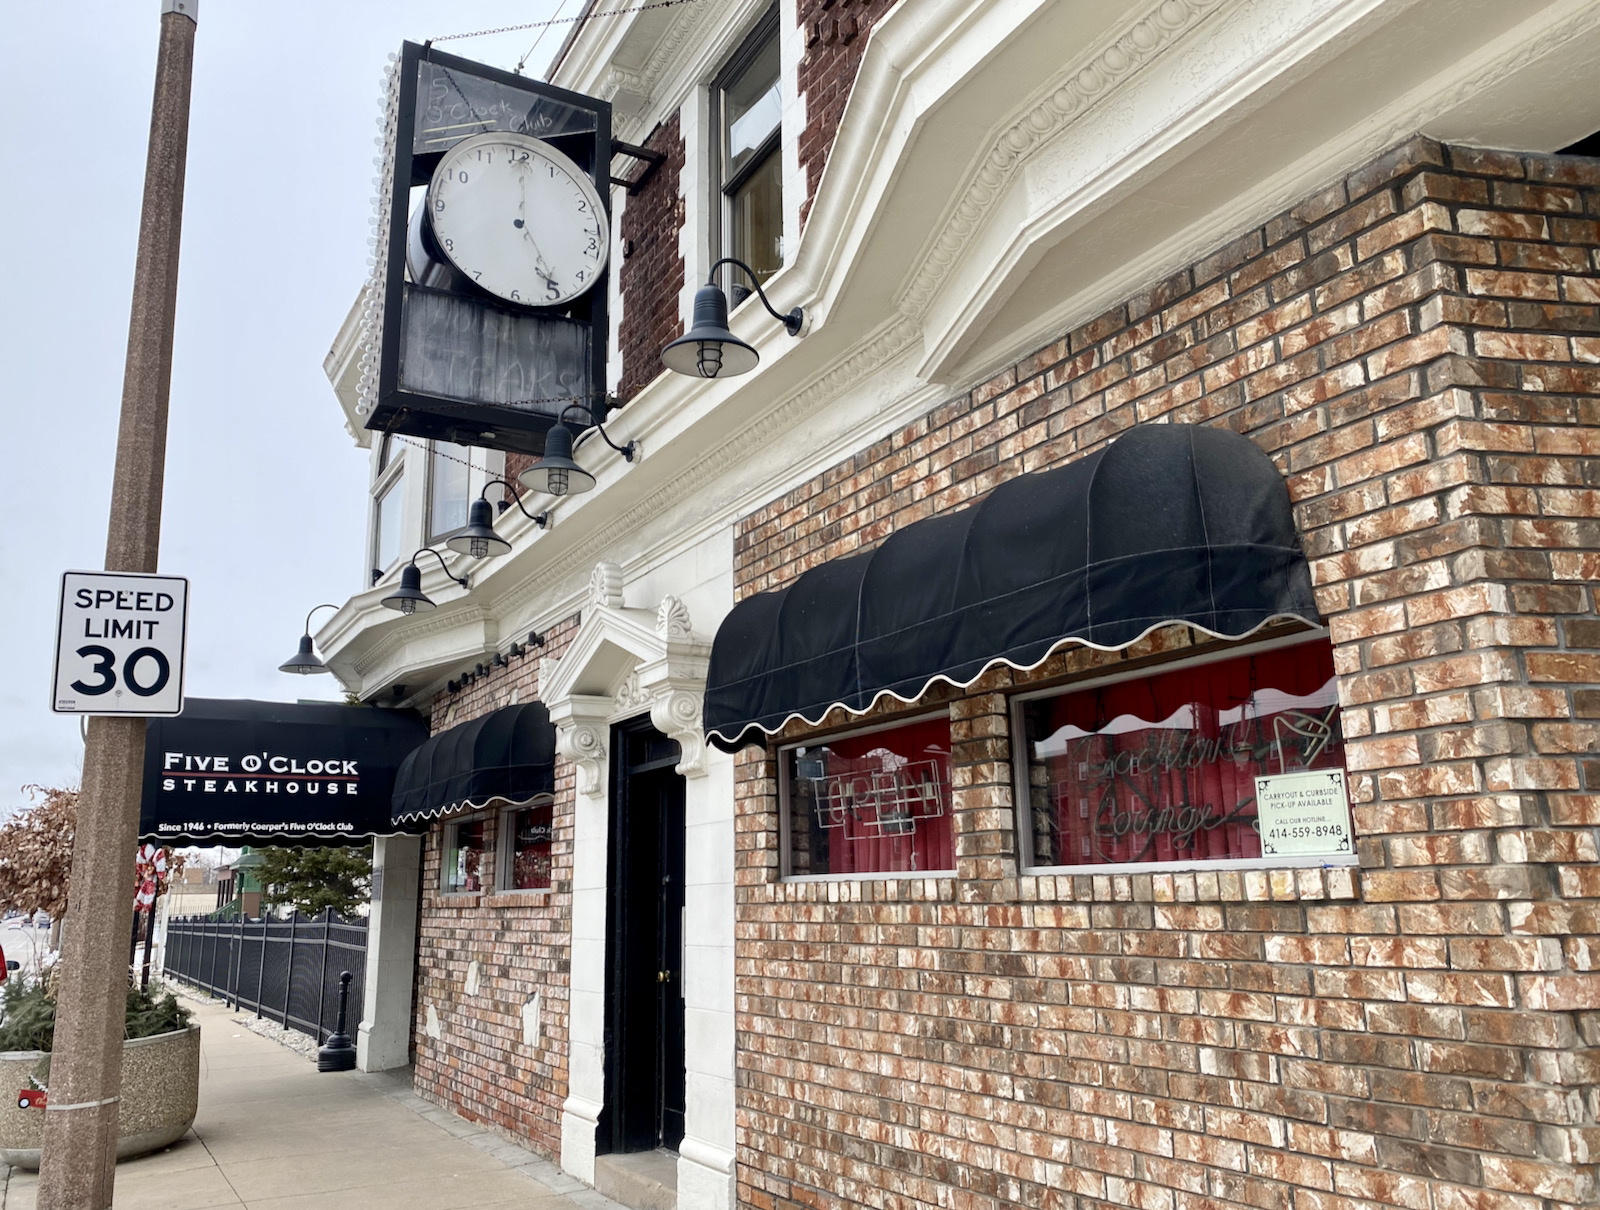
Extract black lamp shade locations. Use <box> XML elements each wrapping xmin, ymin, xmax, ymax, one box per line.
<box><xmin>445</xmin><ymin>498</ymin><xmax>512</xmax><ymax>558</ymax></box>
<box><xmin>278</xmin><ymin>634</ymin><xmax>329</xmax><ymax>675</ymax></box>
<box><xmin>517</xmin><ymin>422</ymin><xmax>596</xmax><ymax>497</ymax></box>
<box><xmin>381</xmin><ymin>562</ymin><xmax>437</xmax><ymax>614</ymax></box>
<box><xmin>661</xmin><ymin>283</ymin><xmax>760</xmax><ymax>378</ymax></box>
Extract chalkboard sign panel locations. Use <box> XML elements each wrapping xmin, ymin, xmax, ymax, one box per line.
<box><xmin>414</xmin><ymin>60</ymin><xmax>597</xmax><ymax>157</ymax></box>
<box><xmin>398</xmin><ymin>286</ymin><xmax>590</xmax><ymax>409</ymax></box>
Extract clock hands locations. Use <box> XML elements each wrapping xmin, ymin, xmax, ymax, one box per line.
<box><xmin>516</xmin><ymin>169</ymin><xmax>560</xmax><ymax>290</ymax></box>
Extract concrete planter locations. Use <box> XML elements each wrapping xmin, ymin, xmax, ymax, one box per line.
<box><xmin>0</xmin><ymin>1025</ymin><xmax>200</xmax><ymax>1169</ymax></box>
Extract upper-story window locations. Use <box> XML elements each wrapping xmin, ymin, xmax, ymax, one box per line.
<box><xmin>371</xmin><ymin>434</ymin><xmax>404</xmax><ymax>581</ymax></box>
<box><xmin>427</xmin><ymin>441</ymin><xmax>472</xmax><ymax>543</ymax></box>
<box><xmin>716</xmin><ymin>7</ymin><xmax>782</xmax><ymax>286</ymax></box>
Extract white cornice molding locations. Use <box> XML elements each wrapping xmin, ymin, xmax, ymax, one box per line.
<box><xmin>925</xmin><ymin>0</ymin><xmax>1600</xmax><ymax>389</ymax></box>
<box><xmin>894</xmin><ymin>0</ymin><xmax>1227</xmax><ymax>323</ymax></box>
<box><xmin>347</xmin><ymin>604</ymin><xmax>495</xmax><ymax>680</ymax></box>
<box><xmin>778</xmin><ymin>0</ymin><xmax>1058</xmax><ymax>329</ymax></box>
<box><xmin>556</xmin><ymin>0</ymin><xmax>766</xmax><ymax>143</ymax></box>
<box><xmin>1378</xmin><ymin>0</ymin><xmax>1600</xmax><ymax>152</ymax></box>
<box><xmin>324</xmin><ymin>294</ymin><xmax>369</xmax><ymax>447</ymax></box>
<box><xmin>332</xmin><ymin>308</ymin><xmax>933</xmax><ymax>699</ymax></box>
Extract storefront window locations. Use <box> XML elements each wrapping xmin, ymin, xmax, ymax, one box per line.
<box><xmin>1017</xmin><ymin>640</ymin><xmax>1347</xmax><ymax>869</ymax></box>
<box><xmin>442</xmin><ymin>817</ymin><xmax>486</xmax><ymax>893</ymax></box>
<box><xmin>781</xmin><ymin>715</ymin><xmax>953</xmax><ymax>877</ymax></box>
<box><xmin>500</xmin><ymin>798</ymin><xmax>553</xmax><ymax>891</ymax></box>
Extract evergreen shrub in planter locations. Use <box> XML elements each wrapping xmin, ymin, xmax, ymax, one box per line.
<box><xmin>0</xmin><ymin>977</ymin><xmax>200</xmax><ymax>1169</ymax></box>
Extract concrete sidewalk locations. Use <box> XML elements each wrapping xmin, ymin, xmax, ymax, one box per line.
<box><xmin>1</xmin><ymin>997</ymin><xmax>625</xmax><ymax>1209</ymax></box>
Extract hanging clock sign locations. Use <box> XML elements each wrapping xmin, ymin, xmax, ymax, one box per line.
<box><xmin>364</xmin><ymin>43</ymin><xmax>614</xmax><ymax>457</ymax></box>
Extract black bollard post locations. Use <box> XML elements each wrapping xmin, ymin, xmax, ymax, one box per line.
<box><xmin>317</xmin><ymin>970</ymin><xmax>358</xmax><ymax>1073</ymax></box>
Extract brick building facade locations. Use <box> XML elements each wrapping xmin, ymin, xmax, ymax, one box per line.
<box><xmin>727</xmin><ymin>138</ymin><xmax>1600</xmax><ymax>1210</ymax></box>
<box><xmin>408</xmin><ymin>614</ymin><xmax>580</xmax><ymax>1159</ymax></box>
<box><xmin>321</xmin><ymin>4</ymin><xmax>1600</xmax><ymax>1209</ymax></box>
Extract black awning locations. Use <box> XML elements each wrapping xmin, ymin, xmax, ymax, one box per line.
<box><xmin>704</xmin><ymin>423</ymin><xmax>1320</xmax><ymax>751</ymax></box>
<box><xmin>140</xmin><ymin>698</ymin><xmax>428</xmax><ymax>846</ymax></box>
<box><xmin>390</xmin><ymin>701</ymin><xmax>556</xmax><ymax>825</ymax></box>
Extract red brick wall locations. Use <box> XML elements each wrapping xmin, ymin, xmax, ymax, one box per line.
<box><xmin>733</xmin><ymin>138</ymin><xmax>1600</xmax><ymax>1210</ymax></box>
<box><xmin>410</xmin><ymin>613</ymin><xmax>580</xmax><ymax>1159</ymax></box>
<box><xmin>618</xmin><ymin>113</ymin><xmax>686</xmax><ymax>402</ymax></box>
<box><xmin>796</xmin><ymin>0</ymin><xmax>899</xmax><ymax>228</ymax></box>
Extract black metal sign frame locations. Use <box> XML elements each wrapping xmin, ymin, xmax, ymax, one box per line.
<box><xmin>368</xmin><ymin>42</ymin><xmax>613</xmax><ymax>456</ymax></box>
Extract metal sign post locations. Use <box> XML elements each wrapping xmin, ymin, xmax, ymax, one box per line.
<box><xmin>36</xmin><ymin>4</ymin><xmax>197</xmax><ymax>1207</ymax></box>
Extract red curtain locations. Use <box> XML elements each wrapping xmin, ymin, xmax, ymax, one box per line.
<box><xmin>801</xmin><ymin>716</ymin><xmax>954</xmax><ymax>875</ymax></box>
<box><xmin>1028</xmin><ymin>643</ymin><xmax>1342</xmax><ymax>867</ymax></box>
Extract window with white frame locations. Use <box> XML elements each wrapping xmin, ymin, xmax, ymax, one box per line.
<box><xmin>427</xmin><ymin>440</ymin><xmax>472</xmax><ymax>543</ymax></box>
<box><xmin>1014</xmin><ymin>636</ymin><xmax>1350</xmax><ymax>872</ymax></box>
<box><xmin>716</xmin><ymin>7</ymin><xmax>782</xmax><ymax>286</ymax></box>
<box><xmin>498</xmin><ymin>796</ymin><xmax>554</xmax><ymax>892</ymax></box>
<box><xmin>371</xmin><ymin>434</ymin><xmax>404</xmax><ymax>581</ymax></box>
<box><xmin>780</xmin><ymin>713</ymin><xmax>954</xmax><ymax>878</ymax></box>
<box><xmin>441</xmin><ymin>815</ymin><xmax>488</xmax><ymax>894</ymax></box>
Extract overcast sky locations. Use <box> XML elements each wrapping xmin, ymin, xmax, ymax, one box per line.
<box><xmin>0</xmin><ymin>1</ymin><xmax>573</xmax><ymax>807</ymax></box>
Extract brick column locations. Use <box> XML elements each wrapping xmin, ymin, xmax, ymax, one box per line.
<box><xmin>951</xmin><ymin>682</ymin><xmax>1019</xmax><ymax>902</ymax></box>
<box><xmin>1297</xmin><ymin>144</ymin><xmax>1600</xmax><ymax>1206</ymax></box>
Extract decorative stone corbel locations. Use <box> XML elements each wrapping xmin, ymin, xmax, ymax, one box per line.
<box><xmin>551</xmin><ymin>696</ymin><xmax>612</xmax><ymax>798</ymax></box>
<box><xmin>650</xmin><ymin>687</ymin><xmax>707</xmax><ymax>779</ymax></box>
<box><xmin>556</xmin><ymin>721</ymin><xmax>607</xmax><ymax>796</ymax></box>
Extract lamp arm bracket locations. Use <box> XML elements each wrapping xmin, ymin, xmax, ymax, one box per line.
<box><xmin>708</xmin><ymin>257</ymin><xmax>804</xmax><ymax>336</ymax></box>
<box><xmin>411</xmin><ymin>547</ymin><xmax>469</xmax><ymax>589</ymax></box>
<box><xmin>303</xmin><ymin>603</ymin><xmax>340</xmax><ymax>635</ymax></box>
<box><xmin>482</xmin><ymin>479</ymin><xmax>549</xmax><ymax>528</ymax></box>
<box><xmin>560</xmin><ymin>404</ymin><xmax>636</xmax><ymax>463</ymax></box>
<box><xmin>610</xmin><ymin>139</ymin><xmax>668</xmax><ymax>195</ymax></box>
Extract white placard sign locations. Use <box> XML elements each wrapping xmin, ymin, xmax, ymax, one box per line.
<box><xmin>52</xmin><ymin>571</ymin><xmax>189</xmax><ymax>717</ymax></box>
<box><xmin>1255</xmin><ymin>769</ymin><xmax>1353</xmax><ymax>859</ymax></box>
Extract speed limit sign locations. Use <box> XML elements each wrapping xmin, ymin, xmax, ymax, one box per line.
<box><xmin>52</xmin><ymin>571</ymin><xmax>189</xmax><ymax>717</ymax></box>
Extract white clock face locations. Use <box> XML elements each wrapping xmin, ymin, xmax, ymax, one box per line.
<box><xmin>427</xmin><ymin>132</ymin><xmax>609</xmax><ymax>308</ymax></box>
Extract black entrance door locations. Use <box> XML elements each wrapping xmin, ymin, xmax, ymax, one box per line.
<box><xmin>600</xmin><ymin>718</ymin><xmax>686</xmax><ymax>1154</ymax></box>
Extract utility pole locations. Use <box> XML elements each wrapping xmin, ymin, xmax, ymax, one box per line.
<box><xmin>37</xmin><ymin>4</ymin><xmax>196</xmax><ymax>1207</ymax></box>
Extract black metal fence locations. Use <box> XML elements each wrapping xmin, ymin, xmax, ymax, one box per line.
<box><xmin>162</xmin><ymin>910</ymin><xmax>367</xmax><ymax>1045</ymax></box>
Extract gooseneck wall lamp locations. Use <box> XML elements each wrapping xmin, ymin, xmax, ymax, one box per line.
<box><xmin>518</xmin><ymin>404</ymin><xmax>636</xmax><ymax>498</ymax></box>
<box><xmin>445</xmin><ymin>479</ymin><xmax>549</xmax><ymax>560</ymax></box>
<box><xmin>381</xmin><ymin>548</ymin><xmax>469</xmax><ymax>615</ymax></box>
<box><xmin>661</xmin><ymin>257</ymin><xmax>804</xmax><ymax>379</ymax></box>
<box><xmin>278</xmin><ymin>603</ymin><xmax>340</xmax><ymax>675</ymax></box>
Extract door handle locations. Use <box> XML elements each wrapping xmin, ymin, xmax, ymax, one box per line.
<box><xmin>657</xmin><ymin>970</ymin><xmax>673</xmax><ymax>983</ymax></box>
